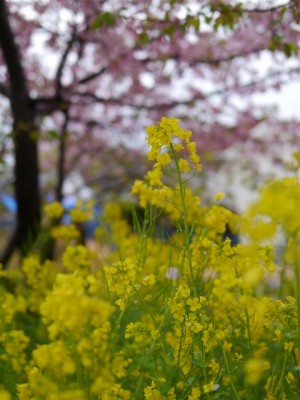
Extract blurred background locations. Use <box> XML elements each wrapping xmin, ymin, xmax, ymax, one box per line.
<box><xmin>1</xmin><ymin>0</ymin><xmax>300</xmax><ymax>261</ymax></box>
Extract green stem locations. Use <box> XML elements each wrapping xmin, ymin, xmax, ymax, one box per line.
<box><xmin>133</xmin><ymin>373</ymin><xmax>145</xmax><ymax>399</ymax></box>
<box><xmin>218</xmin><ymin>340</ymin><xmax>241</xmax><ymax>400</ymax></box>
<box><xmin>132</xmin><ymin>285</ymin><xmax>187</xmax><ymax>381</ymax></box>
<box><xmin>170</xmin><ymin>144</ymin><xmax>195</xmax><ymax>291</ymax></box>
<box><xmin>277</xmin><ymin>350</ymin><xmax>288</xmax><ymax>393</ymax></box>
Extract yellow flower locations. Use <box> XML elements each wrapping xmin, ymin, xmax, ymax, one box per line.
<box><xmin>173</xmin><ymin>143</ymin><xmax>184</xmax><ymax>152</ymax></box>
<box><xmin>144</xmin><ymin>381</ymin><xmax>164</xmax><ymax>399</ymax></box>
<box><xmin>188</xmin><ymin>387</ymin><xmax>201</xmax><ymax>399</ymax></box>
<box><xmin>187</xmin><ymin>297</ymin><xmax>203</xmax><ymax>311</ymax></box>
<box><xmin>244</xmin><ymin>358</ymin><xmax>270</xmax><ymax>385</ymax></box>
<box><xmin>62</xmin><ymin>245</ymin><xmax>91</xmax><ymax>273</ymax></box>
<box><xmin>190</xmin><ymin>151</ymin><xmax>200</xmax><ymax>164</ymax></box>
<box><xmin>17</xmin><ymin>383</ymin><xmax>31</xmax><ymax>400</ymax></box>
<box><xmin>286</xmin><ymin>371</ymin><xmax>295</xmax><ymax>385</ymax></box>
<box><xmin>33</xmin><ymin>340</ymin><xmax>75</xmax><ymax>375</ymax></box>
<box><xmin>44</xmin><ymin>201</ymin><xmax>64</xmax><ymax>219</ymax></box>
<box><xmin>146</xmin><ymin>167</ymin><xmax>163</xmax><ymax>186</ymax></box>
<box><xmin>186</xmin><ymin>141</ymin><xmax>196</xmax><ymax>153</ymax></box>
<box><xmin>0</xmin><ymin>330</ymin><xmax>29</xmax><ymax>372</ymax></box>
<box><xmin>143</xmin><ymin>274</ymin><xmax>156</xmax><ymax>286</ymax></box>
<box><xmin>40</xmin><ymin>273</ymin><xmax>114</xmax><ymax>339</ymax></box>
<box><xmin>203</xmin><ymin>381</ymin><xmax>217</xmax><ymax>393</ymax></box>
<box><xmin>51</xmin><ymin>224</ymin><xmax>80</xmax><ymax>241</ymax></box>
<box><xmin>70</xmin><ymin>199</ymin><xmax>94</xmax><ymax>223</ymax></box>
<box><xmin>0</xmin><ymin>390</ymin><xmax>11</xmax><ymax>400</ymax></box>
<box><xmin>223</xmin><ymin>341</ymin><xmax>233</xmax><ymax>352</ymax></box>
<box><xmin>214</xmin><ymin>192</ymin><xmax>225</xmax><ymax>202</ymax></box>
<box><xmin>70</xmin><ymin>208</ymin><xmax>90</xmax><ymax>223</ymax></box>
<box><xmin>157</xmin><ymin>152</ymin><xmax>172</xmax><ymax>166</ymax></box>
<box><xmin>284</xmin><ymin>341</ymin><xmax>294</xmax><ymax>352</ymax></box>
<box><xmin>178</xmin><ymin>158</ymin><xmax>190</xmax><ymax>173</ymax></box>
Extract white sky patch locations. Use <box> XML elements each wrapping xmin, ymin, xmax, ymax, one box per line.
<box><xmin>139</xmin><ymin>72</ymin><xmax>155</xmax><ymax>89</ymax></box>
<box><xmin>252</xmin><ymin>81</ymin><xmax>300</xmax><ymax>119</ymax></box>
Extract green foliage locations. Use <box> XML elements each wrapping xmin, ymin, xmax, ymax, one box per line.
<box><xmin>92</xmin><ymin>12</ymin><xmax>117</xmax><ymax>30</ymax></box>
<box><xmin>210</xmin><ymin>2</ymin><xmax>243</xmax><ymax>31</ymax></box>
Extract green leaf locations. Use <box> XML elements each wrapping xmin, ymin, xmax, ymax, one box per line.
<box><xmin>283</xmin><ymin>42</ymin><xmax>298</xmax><ymax>57</ymax></box>
<box><xmin>46</xmin><ymin>130</ymin><xmax>60</xmax><ymax>140</ymax></box>
<box><xmin>92</xmin><ymin>12</ymin><xmax>117</xmax><ymax>30</ymax></box>
<box><xmin>186</xmin><ymin>16</ymin><xmax>200</xmax><ymax>32</ymax></box>
<box><xmin>162</xmin><ymin>25</ymin><xmax>175</xmax><ymax>38</ymax></box>
<box><xmin>267</xmin><ymin>36</ymin><xmax>281</xmax><ymax>52</ymax></box>
<box><xmin>136</xmin><ymin>32</ymin><xmax>150</xmax><ymax>45</ymax></box>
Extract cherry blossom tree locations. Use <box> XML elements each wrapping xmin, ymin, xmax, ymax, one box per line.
<box><xmin>0</xmin><ymin>0</ymin><xmax>300</xmax><ymax>263</ymax></box>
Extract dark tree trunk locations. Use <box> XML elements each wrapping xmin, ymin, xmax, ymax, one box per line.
<box><xmin>0</xmin><ymin>0</ymin><xmax>40</xmax><ymax>264</ymax></box>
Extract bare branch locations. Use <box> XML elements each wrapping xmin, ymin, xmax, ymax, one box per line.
<box><xmin>56</xmin><ymin>110</ymin><xmax>70</xmax><ymax>202</ymax></box>
<box><xmin>31</xmin><ymin>66</ymin><xmax>109</xmax><ymax>116</ymax></box>
<box><xmin>138</xmin><ymin>44</ymin><xmax>267</xmax><ymax>68</ymax></box>
<box><xmin>77</xmin><ymin>67</ymin><xmax>108</xmax><ymax>86</ymax></box>
<box><xmin>71</xmin><ymin>64</ymin><xmax>299</xmax><ymax>112</ymax></box>
<box><xmin>241</xmin><ymin>1</ymin><xmax>291</xmax><ymax>13</ymax></box>
<box><xmin>190</xmin><ymin>46</ymin><xmax>267</xmax><ymax>66</ymax></box>
<box><xmin>55</xmin><ymin>25</ymin><xmax>78</xmax><ymax>95</ymax></box>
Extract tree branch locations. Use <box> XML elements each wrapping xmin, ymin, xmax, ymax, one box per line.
<box><xmin>56</xmin><ymin>110</ymin><xmax>70</xmax><ymax>202</ymax></box>
<box><xmin>54</xmin><ymin>25</ymin><xmax>78</xmax><ymax>96</ymax></box>
<box><xmin>241</xmin><ymin>1</ymin><xmax>291</xmax><ymax>14</ymax></box>
<box><xmin>31</xmin><ymin>66</ymin><xmax>108</xmax><ymax>116</ymax></box>
<box><xmin>77</xmin><ymin>67</ymin><xmax>108</xmax><ymax>86</ymax></box>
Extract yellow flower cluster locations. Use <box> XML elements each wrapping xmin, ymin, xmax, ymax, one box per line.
<box><xmin>0</xmin><ymin>118</ymin><xmax>300</xmax><ymax>399</ymax></box>
<box><xmin>40</xmin><ymin>272</ymin><xmax>114</xmax><ymax>339</ymax></box>
<box><xmin>69</xmin><ymin>199</ymin><xmax>95</xmax><ymax>224</ymax></box>
<box><xmin>43</xmin><ymin>201</ymin><xmax>64</xmax><ymax>219</ymax></box>
<box><xmin>132</xmin><ymin>118</ymin><xmax>201</xmax><ymax>213</ymax></box>
<box><xmin>246</xmin><ymin>176</ymin><xmax>300</xmax><ymax>238</ymax></box>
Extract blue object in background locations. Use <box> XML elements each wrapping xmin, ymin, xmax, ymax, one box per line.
<box><xmin>85</xmin><ymin>204</ymin><xmax>101</xmax><ymax>239</ymax></box>
<box><xmin>61</xmin><ymin>196</ymin><xmax>76</xmax><ymax>224</ymax></box>
<box><xmin>0</xmin><ymin>192</ymin><xmax>102</xmax><ymax>239</ymax></box>
<box><xmin>0</xmin><ymin>194</ymin><xmax>17</xmax><ymax>213</ymax></box>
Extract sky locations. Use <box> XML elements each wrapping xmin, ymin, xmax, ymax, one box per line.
<box><xmin>253</xmin><ymin>81</ymin><xmax>300</xmax><ymax>119</ymax></box>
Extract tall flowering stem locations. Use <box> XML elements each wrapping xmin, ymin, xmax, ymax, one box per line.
<box><xmin>131</xmin><ymin>117</ymin><xmax>202</xmax><ymax>290</ymax></box>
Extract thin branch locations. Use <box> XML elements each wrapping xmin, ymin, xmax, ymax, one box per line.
<box><xmin>71</xmin><ymin>64</ymin><xmax>299</xmax><ymax>112</ymax></box>
<box><xmin>31</xmin><ymin>66</ymin><xmax>108</xmax><ymax>116</ymax></box>
<box><xmin>241</xmin><ymin>2</ymin><xmax>291</xmax><ymax>14</ymax></box>
<box><xmin>77</xmin><ymin>67</ymin><xmax>108</xmax><ymax>85</ymax></box>
<box><xmin>56</xmin><ymin>110</ymin><xmax>70</xmax><ymax>202</ymax></box>
<box><xmin>138</xmin><ymin>44</ymin><xmax>267</xmax><ymax>67</ymax></box>
<box><xmin>190</xmin><ymin>46</ymin><xmax>267</xmax><ymax>66</ymax></box>
<box><xmin>72</xmin><ymin>90</ymin><xmax>196</xmax><ymax>109</ymax></box>
<box><xmin>54</xmin><ymin>25</ymin><xmax>78</xmax><ymax>95</ymax></box>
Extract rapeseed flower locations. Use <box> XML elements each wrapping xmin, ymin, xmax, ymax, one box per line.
<box><xmin>43</xmin><ymin>201</ymin><xmax>64</xmax><ymax>219</ymax></box>
<box><xmin>1</xmin><ymin>118</ymin><xmax>300</xmax><ymax>399</ymax></box>
<box><xmin>244</xmin><ymin>358</ymin><xmax>270</xmax><ymax>385</ymax></box>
